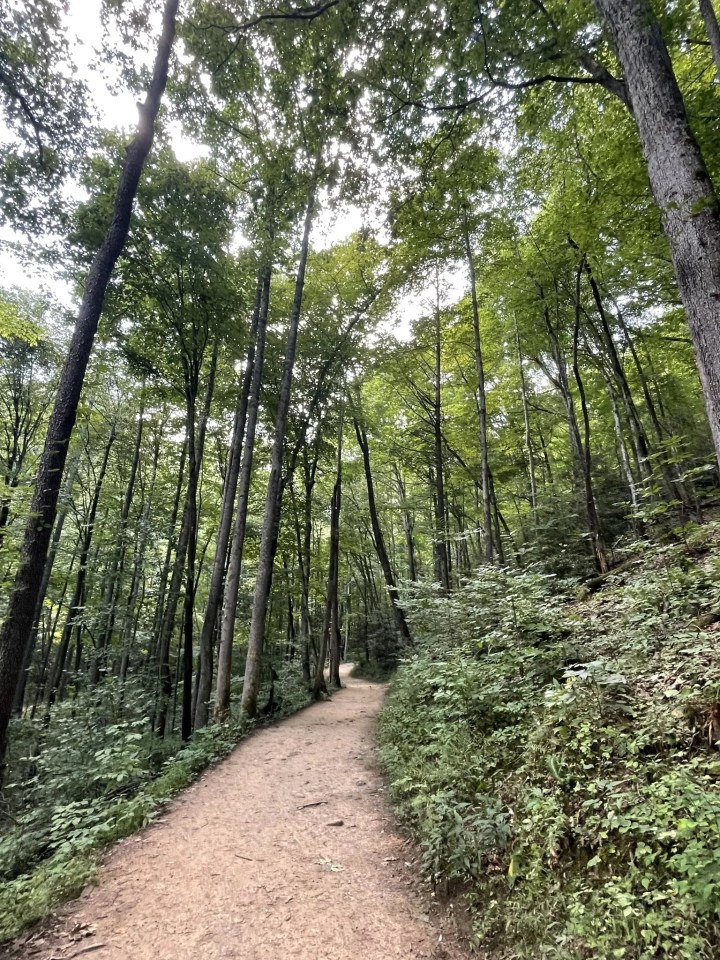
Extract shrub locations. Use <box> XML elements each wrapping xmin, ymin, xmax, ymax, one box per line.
<box><xmin>378</xmin><ymin>526</ymin><xmax>720</xmax><ymax>958</ymax></box>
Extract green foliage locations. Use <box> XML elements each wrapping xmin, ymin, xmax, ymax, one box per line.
<box><xmin>379</xmin><ymin>524</ymin><xmax>720</xmax><ymax>958</ymax></box>
<box><xmin>0</xmin><ymin>669</ymin><xmax>310</xmax><ymax>942</ymax></box>
<box><xmin>348</xmin><ymin>659</ymin><xmax>396</xmax><ymax>683</ymax></box>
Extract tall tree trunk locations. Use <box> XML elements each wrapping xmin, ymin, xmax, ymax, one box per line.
<box><xmin>602</xmin><ymin>366</ymin><xmax>640</xmax><ymax>517</ymax></box>
<box><xmin>181</xmin><ymin>390</ymin><xmax>199</xmax><ymax>744</ymax></box>
<box><xmin>156</xmin><ymin>348</ymin><xmax>215</xmax><ymax>739</ymax></box>
<box><xmin>214</xmin><ymin>265</ymin><xmax>272</xmax><ymax>721</ymax></box>
<box><xmin>463</xmin><ymin>211</ymin><xmax>494</xmax><ymax>563</ymax></box>
<box><xmin>571</xmin><ymin>244</ymin><xmax>653</xmax><ymax>485</ymax></box>
<box><xmin>45</xmin><ymin>423</ymin><xmax>116</xmax><ymax>706</ymax></box>
<box><xmin>90</xmin><ymin>402</ymin><xmax>144</xmax><ymax>683</ymax></box>
<box><xmin>0</xmin><ymin>0</ymin><xmax>178</xmax><ymax>780</ymax></box>
<box><xmin>182</xmin><ymin>340</ymin><xmax>218</xmax><ymax>741</ymax></box>
<box><xmin>432</xmin><ymin>276</ymin><xmax>451</xmax><ymax>589</ymax></box>
<box><xmin>194</xmin><ymin>277</ymin><xmax>265</xmax><ymax>730</ymax></box>
<box><xmin>514</xmin><ymin>321</ymin><xmax>538</xmax><ymax>517</ymax></box>
<box><xmin>316</xmin><ymin>410</ymin><xmax>343</xmax><ymax>696</ymax></box>
<box><xmin>291</xmin><ymin>442</ymin><xmax>319</xmax><ymax>690</ymax></box>
<box><xmin>572</xmin><ymin>261</ymin><xmax>610</xmax><ymax>573</ymax></box>
<box><xmin>699</xmin><ymin>0</ymin><xmax>720</xmax><ymax>82</ymax></box>
<box><xmin>151</xmin><ymin>438</ymin><xmax>187</xmax><ymax>659</ymax></box>
<box><xmin>353</xmin><ymin>416</ymin><xmax>413</xmax><ymax>649</ymax></box>
<box><xmin>13</xmin><ymin>448</ymin><xmax>81</xmax><ymax>713</ymax></box>
<box><xmin>393</xmin><ymin>463</ymin><xmax>417</xmax><ymax>581</ymax></box>
<box><xmin>594</xmin><ymin>0</ymin><xmax>720</xmax><ymax>464</ymax></box>
<box><xmin>241</xmin><ymin>184</ymin><xmax>316</xmax><ymax>719</ymax></box>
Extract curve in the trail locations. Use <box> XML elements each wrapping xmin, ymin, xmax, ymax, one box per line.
<box><xmin>14</xmin><ymin>670</ymin><xmax>468</xmax><ymax>960</ymax></box>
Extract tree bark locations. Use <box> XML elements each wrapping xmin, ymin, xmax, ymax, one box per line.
<box><xmin>90</xmin><ymin>402</ymin><xmax>144</xmax><ymax>683</ymax></box>
<box><xmin>241</xmin><ymin>184</ymin><xmax>316</xmax><ymax>719</ymax></box>
<box><xmin>315</xmin><ymin>409</ymin><xmax>343</xmax><ymax>697</ymax></box>
<box><xmin>0</xmin><ymin>0</ymin><xmax>178</xmax><ymax>780</ymax></box>
<box><xmin>463</xmin><ymin>212</ymin><xmax>494</xmax><ymax>563</ymax></box>
<box><xmin>699</xmin><ymin>0</ymin><xmax>720</xmax><ymax>82</ymax></box>
<box><xmin>514</xmin><ymin>320</ymin><xmax>538</xmax><ymax>516</ymax></box>
<box><xmin>432</xmin><ymin>275</ymin><xmax>451</xmax><ymax>588</ymax></box>
<box><xmin>214</xmin><ymin>265</ymin><xmax>272</xmax><ymax>721</ymax></box>
<box><xmin>594</xmin><ymin>0</ymin><xmax>720</xmax><ymax>464</ymax></box>
<box><xmin>182</xmin><ymin>340</ymin><xmax>218</xmax><ymax>741</ymax></box>
<box><xmin>572</xmin><ymin>260</ymin><xmax>610</xmax><ymax>574</ymax></box>
<box><xmin>45</xmin><ymin>422</ymin><xmax>116</xmax><ymax>706</ymax></box>
<box><xmin>353</xmin><ymin>416</ymin><xmax>413</xmax><ymax>649</ymax></box>
<box><xmin>194</xmin><ymin>276</ymin><xmax>264</xmax><ymax>730</ymax></box>
<box><xmin>13</xmin><ymin>447</ymin><xmax>81</xmax><ymax>712</ymax></box>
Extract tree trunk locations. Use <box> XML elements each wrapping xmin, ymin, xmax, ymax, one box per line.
<box><xmin>463</xmin><ymin>212</ymin><xmax>494</xmax><ymax>563</ymax></box>
<box><xmin>194</xmin><ymin>277</ymin><xmax>265</xmax><ymax>730</ymax></box>
<box><xmin>45</xmin><ymin>423</ymin><xmax>116</xmax><ymax>706</ymax></box>
<box><xmin>13</xmin><ymin>448</ymin><xmax>81</xmax><ymax>713</ymax></box>
<box><xmin>393</xmin><ymin>463</ymin><xmax>417</xmax><ymax>581</ymax></box>
<box><xmin>156</xmin><ymin>346</ymin><xmax>215</xmax><ymax>739</ymax></box>
<box><xmin>514</xmin><ymin>321</ymin><xmax>538</xmax><ymax>516</ymax></box>
<box><xmin>214</xmin><ymin>265</ymin><xmax>272</xmax><ymax>721</ymax></box>
<box><xmin>572</xmin><ymin>260</ymin><xmax>610</xmax><ymax>573</ymax></box>
<box><xmin>432</xmin><ymin>277</ymin><xmax>451</xmax><ymax>588</ymax></box>
<box><xmin>0</xmin><ymin>0</ymin><xmax>178</xmax><ymax>780</ymax></box>
<box><xmin>182</xmin><ymin>340</ymin><xmax>218</xmax><ymax>741</ymax></box>
<box><xmin>595</xmin><ymin>0</ymin><xmax>720</xmax><ymax>464</ymax></box>
<box><xmin>241</xmin><ymin>184</ymin><xmax>316</xmax><ymax>719</ymax></box>
<box><xmin>150</xmin><ymin>438</ymin><xmax>186</xmax><ymax>660</ymax></box>
<box><xmin>315</xmin><ymin>411</ymin><xmax>343</xmax><ymax>696</ymax></box>
<box><xmin>353</xmin><ymin>416</ymin><xmax>413</xmax><ymax>649</ymax></box>
<box><xmin>90</xmin><ymin>402</ymin><xmax>144</xmax><ymax>683</ymax></box>
<box><xmin>603</xmin><ymin>366</ymin><xmax>640</xmax><ymax>516</ymax></box>
<box><xmin>699</xmin><ymin>0</ymin><xmax>720</xmax><ymax>82</ymax></box>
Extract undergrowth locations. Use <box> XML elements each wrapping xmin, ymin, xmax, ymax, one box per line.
<box><xmin>349</xmin><ymin>658</ymin><xmax>397</xmax><ymax>682</ymax></box>
<box><xmin>0</xmin><ymin>660</ymin><xmax>309</xmax><ymax>942</ymax></box>
<box><xmin>378</xmin><ymin>520</ymin><xmax>720</xmax><ymax>959</ymax></box>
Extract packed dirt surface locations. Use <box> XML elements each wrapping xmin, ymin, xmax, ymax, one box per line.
<box><xmin>12</xmin><ymin>666</ymin><xmax>469</xmax><ymax>960</ymax></box>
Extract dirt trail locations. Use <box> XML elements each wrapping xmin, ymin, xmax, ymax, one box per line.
<box><xmin>14</xmin><ymin>667</ymin><xmax>468</xmax><ymax>960</ymax></box>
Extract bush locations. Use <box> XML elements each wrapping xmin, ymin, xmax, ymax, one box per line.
<box><xmin>0</xmin><ymin>662</ymin><xmax>310</xmax><ymax>942</ymax></box>
<box><xmin>378</xmin><ymin>525</ymin><xmax>720</xmax><ymax>959</ymax></box>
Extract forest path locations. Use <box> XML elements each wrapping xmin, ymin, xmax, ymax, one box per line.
<box><xmin>15</xmin><ymin>667</ymin><xmax>467</xmax><ymax>960</ymax></box>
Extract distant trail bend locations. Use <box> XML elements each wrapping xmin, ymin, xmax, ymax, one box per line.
<box><xmin>13</xmin><ymin>665</ymin><xmax>468</xmax><ymax>960</ymax></box>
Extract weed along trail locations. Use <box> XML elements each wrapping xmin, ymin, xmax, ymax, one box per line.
<box><xmin>11</xmin><ymin>669</ymin><xmax>467</xmax><ymax>960</ymax></box>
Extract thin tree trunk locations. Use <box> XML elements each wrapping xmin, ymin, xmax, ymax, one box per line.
<box><xmin>241</xmin><ymin>183</ymin><xmax>316</xmax><ymax>719</ymax></box>
<box><xmin>214</xmin><ymin>265</ymin><xmax>273</xmax><ymax>721</ymax></box>
<box><xmin>432</xmin><ymin>275</ymin><xmax>451</xmax><ymax>589</ymax></box>
<box><xmin>0</xmin><ymin>0</ymin><xmax>178</xmax><ymax>779</ymax></box>
<box><xmin>393</xmin><ymin>463</ymin><xmax>417</xmax><ymax>580</ymax></box>
<box><xmin>699</xmin><ymin>0</ymin><xmax>720</xmax><ymax>82</ymax></box>
<box><xmin>603</xmin><ymin>366</ymin><xmax>640</xmax><ymax>516</ymax></box>
<box><xmin>182</xmin><ymin>340</ymin><xmax>218</xmax><ymax>741</ymax></box>
<box><xmin>595</xmin><ymin>0</ymin><xmax>720</xmax><ymax>464</ymax></box>
<box><xmin>463</xmin><ymin>211</ymin><xmax>494</xmax><ymax>563</ymax></box>
<box><xmin>90</xmin><ymin>401</ymin><xmax>144</xmax><ymax>683</ymax></box>
<box><xmin>572</xmin><ymin>260</ymin><xmax>610</xmax><ymax>573</ymax></box>
<box><xmin>353</xmin><ymin>416</ymin><xmax>413</xmax><ymax>649</ymax></box>
<box><xmin>13</xmin><ymin>448</ymin><xmax>81</xmax><ymax>713</ymax></box>
<box><xmin>194</xmin><ymin>278</ymin><xmax>264</xmax><ymax>730</ymax></box>
<box><xmin>151</xmin><ymin>438</ymin><xmax>186</xmax><ymax>660</ymax></box>
<box><xmin>45</xmin><ymin>422</ymin><xmax>116</xmax><ymax>706</ymax></box>
<box><xmin>515</xmin><ymin>321</ymin><xmax>538</xmax><ymax>516</ymax></box>
<box><xmin>156</xmin><ymin>347</ymin><xmax>215</xmax><ymax>739</ymax></box>
<box><xmin>316</xmin><ymin>409</ymin><xmax>343</xmax><ymax>695</ymax></box>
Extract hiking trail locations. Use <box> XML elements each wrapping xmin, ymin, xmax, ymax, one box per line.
<box><xmin>11</xmin><ymin>667</ymin><xmax>468</xmax><ymax>960</ymax></box>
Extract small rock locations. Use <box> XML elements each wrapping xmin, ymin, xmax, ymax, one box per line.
<box><xmin>325</xmin><ymin>819</ymin><xmax>344</xmax><ymax>827</ymax></box>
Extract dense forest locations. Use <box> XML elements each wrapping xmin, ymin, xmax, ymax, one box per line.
<box><xmin>2</xmin><ymin>0</ymin><xmax>720</xmax><ymax>956</ymax></box>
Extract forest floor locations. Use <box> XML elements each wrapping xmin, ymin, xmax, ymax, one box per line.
<box><xmin>8</xmin><ymin>665</ymin><xmax>468</xmax><ymax>960</ymax></box>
